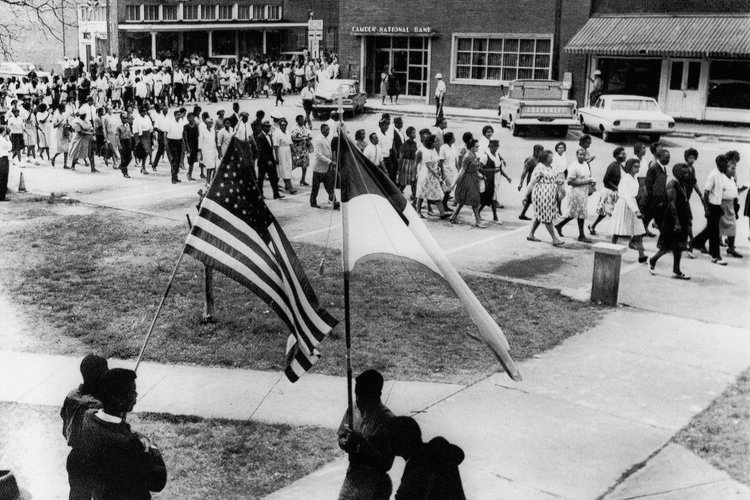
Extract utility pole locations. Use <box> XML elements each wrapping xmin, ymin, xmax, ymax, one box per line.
<box><xmin>552</xmin><ymin>0</ymin><xmax>563</xmax><ymax>80</ymax></box>
<box><xmin>61</xmin><ymin>0</ymin><xmax>66</xmax><ymax>57</ymax></box>
<box><xmin>106</xmin><ymin>0</ymin><xmax>112</xmax><ymax>55</ymax></box>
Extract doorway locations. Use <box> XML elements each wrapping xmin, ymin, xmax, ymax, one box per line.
<box><xmin>366</xmin><ymin>36</ymin><xmax>429</xmax><ymax>98</ymax></box>
<box><xmin>665</xmin><ymin>59</ymin><xmax>706</xmax><ymax>119</ymax></box>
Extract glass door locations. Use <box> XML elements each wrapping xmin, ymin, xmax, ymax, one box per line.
<box><xmin>369</xmin><ymin>36</ymin><xmax>428</xmax><ymax>97</ymax></box>
<box><xmin>665</xmin><ymin>59</ymin><xmax>705</xmax><ymax>119</ymax></box>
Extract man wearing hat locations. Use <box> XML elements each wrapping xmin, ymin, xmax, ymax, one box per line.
<box><xmin>434</xmin><ymin>73</ymin><xmax>446</xmax><ymax>119</ymax></box>
<box><xmin>67</xmin><ymin>368</ymin><xmax>167</xmax><ymax>499</ymax></box>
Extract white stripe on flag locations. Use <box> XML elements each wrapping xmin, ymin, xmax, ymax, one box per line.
<box><xmin>185</xmin><ymin>236</ymin><xmax>298</xmax><ymax>328</ymax></box>
<box><xmin>269</xmin><ymin>224</ymin><xmax>335</xmax><ymax>335</ymax></box>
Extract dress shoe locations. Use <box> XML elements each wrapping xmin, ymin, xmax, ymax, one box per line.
<box><xmin>273</xmin><ymin>193</ymin><xmax>285</xmax><ymax>199</ymax></box>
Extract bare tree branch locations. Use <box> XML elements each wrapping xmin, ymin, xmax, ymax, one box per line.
<box><xmin>0</xmin><ymin>0</ymin><xmax>77</xmax><ymax>59</ymax></box>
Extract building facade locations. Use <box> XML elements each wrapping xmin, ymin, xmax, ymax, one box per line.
<box><xmin>116</xmin><ymin>0</ymin><xmax>338</xmax><ymax>62</ymax></box>
<box><xmin>337</xmin><ymin>0</ymin><xmax>593</xmax><ymax>108</ymax></box>
<box><xmin>77</xmin><ymin>1</ymin><xmax>119</xmax><ymax>65</ymax></box>
<box><xmin>565</xmin><ymin>0</ymin><xmax>750</xmax><ymax>123</ymax></box>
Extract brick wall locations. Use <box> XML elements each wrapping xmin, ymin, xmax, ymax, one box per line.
<box><xmin>592</xmin><ymin>0</ymin><xmax>750</xmax><ymax>13</ymax></box>
<box><xmin>338</xmin><ymin>0</ymin><xmax>592</xmax><ymax>108</ymax></box>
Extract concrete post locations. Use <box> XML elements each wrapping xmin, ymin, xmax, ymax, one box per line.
<box><xmin>208</xmin><ymin>30</ymin><xmax>213</xmax><ymax>57</ymax></box>
<box><xmin>591</xmin><ymin>242</ymin><xmax>627</xmax><ymax>306</ymax></box>
<box><xmin>262</xmin><ymin>29</ymin><xmax>267</xmax><ymax>54</ymax></box>
<box><xmin>150</xmin><ymin>31</ymin><xmax>157</xmax><ymax>60</ymax></box>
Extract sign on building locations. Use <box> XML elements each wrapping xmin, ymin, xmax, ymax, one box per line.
<box><xmin>308</xmin><ymin>19</ymin><xmax>323</xmax><ymax>58</ymax></box>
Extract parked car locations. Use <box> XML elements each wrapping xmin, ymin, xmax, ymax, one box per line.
<box><xmin>578</xmin><ymin>95</ymin><xmax>675</xmax><ymax>142</ymax></box>
<box><xmin>0</xmin><ymin>62</ymin><xmax>50</xmax><ymax>81</ymax></box>
<box><xmin>312</xmin><ymin>79</ymin><xmax>367</xmax><ymax>117</ymax></box>
<box><xmin>498</xmin><ymin>79</ymin><xmax>578</xmax><ymax>137</ymax></box>
<box><xmin>278</xmin><ymin>51</ymin><xmax>305</xmax><ymax>65</ymax></box>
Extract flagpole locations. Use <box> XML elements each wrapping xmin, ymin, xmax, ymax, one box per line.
<box><xmin>336</xmin><ymin>95</ymin><xmax>354</xmax><ymax>429</ymax></box>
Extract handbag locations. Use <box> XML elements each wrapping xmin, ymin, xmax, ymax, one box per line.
<box><xmin>588</xmin><ymin>184</ymin><xmax>597</xmax><ymax>196</ymax></box>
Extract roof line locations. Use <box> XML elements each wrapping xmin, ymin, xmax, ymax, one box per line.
<box><xmin>592</xmin><ymin>13</ymin><xmax>750</xmax><ymax>18</ymax></box>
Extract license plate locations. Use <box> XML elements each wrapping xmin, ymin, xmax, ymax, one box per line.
<box><xmin>636</xmin><ymin>122</ymin><xmax>652</xmax><ymax>129</ymax></box>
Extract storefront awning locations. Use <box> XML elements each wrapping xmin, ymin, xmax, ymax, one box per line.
<box><xmin>119</xmin><ymin>22</ymin><xmax>307</xmax><ymax>32</ymax></box>
<box><xmin>564</xmin><ymin>15</ymin><xmax>750</xmax><ymax>58</ymax></box>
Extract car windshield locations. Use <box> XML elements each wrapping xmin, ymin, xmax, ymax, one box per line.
<box><xmin>610</xmin><ymin>99</ymin><xmax>658</xmax><ymax>111</ymax></box>
<box><xmin>317</xmin><ymin>81</ymin><xmax>355</xmax><ymax>96</ymax></box>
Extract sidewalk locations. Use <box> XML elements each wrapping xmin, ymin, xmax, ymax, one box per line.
<box><xmin>364</xmin><ymin>97</ymin><xmax>750</xmax><ymax>142</ymax></box>
<box><xmin>2</xmin><ymin>303</ymin><xmax>749</xmax><ymax>498</ymax></box>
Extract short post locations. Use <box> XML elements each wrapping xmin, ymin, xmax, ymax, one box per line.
<box><xmin>201</xmin><ymin>265</ymin><xmax>216</xmax><ymax>323</ymax></box>
<box><xmin>591</xmin><ymin>242</ymin><xmax>627</xmax><ymax>306</ymax></box>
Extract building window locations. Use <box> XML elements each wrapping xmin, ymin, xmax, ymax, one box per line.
<box><xmin>266</xmin><ymin>5</ymin><xmax>281</xmax><ymax>20</ymax></box>
<box><xmin>251</xmin><ymin>5</ymin><xmax>263</xmax><ymax>19</ymax></box>
<box><xmin>143</xmin><ymin>5</ymin><xmax>159</xmax><ymax>21</ymax></box>
<box><xmin>218</xmin><ymin>5</ymin><xmax>233</xmax><ymax>20</ymax></box>
<box><xmin>238</xmin><ymin>5</ymin><xmax>251</xmax><ymax>19</ymax></box>
<box><xmin>162</xmin><ymin>5</ymin><xmax>177</xmax><ymax>21</ymax></box>
<box><xmin>200</xmin><ymin>4</ymin><xmax>216</xmax><ymax>20</ymax></box>
<box><xmin>125</xmin><ymin>5</ymin><xmax>141</xmax><ymax>21</ymax></box>
<box><xmin>453</xmin><ymin>35</ymin><xmax>552</xmax><ymax>84</ymax></box>
<box><xmin>183</xmin><ymin>4</ymin><xmax>198</xmax><ymax>20</ymax></box>
<box><xmin>707</xmin><ymin>60</ymin><xmax>750</xmax><ymax>110</ymax></box>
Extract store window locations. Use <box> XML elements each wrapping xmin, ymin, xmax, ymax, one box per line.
<box><xmin>708</xmin><ymin>60</ymin><xmax>750</xmax><ymax>110</ymax></box>
<box><xmin>266</xmin><ymin>5</ymin><xmax>281</xmax><ymax>20</ymax></box>
<box><xmin>213</xmin><ymin>31</ymin><xmax>235</xmax><ymax>56</ymax></box>
<box><xmin>200</xmin><ymin>4</ymin><xmax>216</xmax><ymax>20</ymax></box>
<box><xmin>125</xmin><ymin>5</ymin><xmax>141</xmax><ymax>21</ymax></box>
<box><xmin>143</xmin><ymin>5</ymin><xmax>159</xmax><ymax>21</ymax></box>
<box><xmin>183</xmin><ymin>5</ymin><xmax>198</xmax><ymax>20</ymax></box>
<box><xmin>453</xmin><ymin>35</ymin><xmax>552</xmax><ymax>84</ymax></box>
<box><xmin>162</xmin><ymin>5</ymin><xmax>177</xmax><ymax>21</ymax></box>
<box><xmin>238</xmin><ymin>5</ymin><xmax>251</xmax><ymax>19</ymax></box>
<box><xmin>218</xmin><ymin>5</ymin><xmax>233</xmax><ymax>20</ymax></box>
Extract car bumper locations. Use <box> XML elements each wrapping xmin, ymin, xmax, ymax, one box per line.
<box><xmin>313</xmin><ymin>103</ymin><xmax>356</xmax><ymax>111</ymax></box>
<box><xmin>514</xmin><ymin>118</ymin><xmax>579</xmax><ymax>126</ymax></box>
<box><xmin>610</xmin><ymin>125</ymin><xmax>675</xmax><ymax>134</ymax></box>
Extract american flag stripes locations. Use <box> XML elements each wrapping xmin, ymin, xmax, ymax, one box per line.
<box><xmin>184</xmin><ymin>138</ymin><xmax>338</xmax><ymax>382</ymax></box>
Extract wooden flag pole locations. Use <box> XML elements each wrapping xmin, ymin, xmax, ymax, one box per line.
<box><xmin>134</xmin><ymin>250</ymin><xmax>186</xmax><ymax>372</ymax></box>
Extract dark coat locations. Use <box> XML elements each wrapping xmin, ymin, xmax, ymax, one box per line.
<box><xmin>395</xmin><ymin>437</ymin><xmax>466</xmax><ymax>500</ymax></box>
<box><xmin>657</xmin><ymin>179</ymin><xmax>693</xmax><ymax>251</ymax></box>
<box><xmin>255</xmin><ymin>131</ymin><xmax>276</xmax><ymax>167</ymax></box>
<box><xmin>68</xmin><ymin>410</ymin><xmax>167</xmax><ymax>500</ymax></box>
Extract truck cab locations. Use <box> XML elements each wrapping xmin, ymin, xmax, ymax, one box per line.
<box><xmin>498</xmin><ymin>80</ymin><xmax>578</xmax><ymax>137</ymax></box>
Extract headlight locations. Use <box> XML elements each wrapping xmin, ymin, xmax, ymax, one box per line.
<box><xmin>668</xmin><ymin>122</ymin><xmax>675</xmax><ymax>128</ymax></box>
<box><xmin>613</xmin><ymin>120</ymin><xmax>621</xmax><ymax>126</ymax></box>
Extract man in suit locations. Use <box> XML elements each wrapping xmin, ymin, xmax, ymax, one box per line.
<box><xmin>310</xmin><ymin>123</ymin><xmax>339</xmax><ymax>209</ymax></box>
<box><xmin>642</xmin><ymin>147</ymin><xmax>670</xmax><ymax>234</ymax></box>
<box><xmin>255</xmin><ymin>119</ymin><xmax>283</xmax><ymax>199</ymax></box>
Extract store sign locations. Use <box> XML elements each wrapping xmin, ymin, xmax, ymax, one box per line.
<box><xmin>351</xmin><ymin>26</ymin><xmax>433</xmax><ymax>35</ymax></box>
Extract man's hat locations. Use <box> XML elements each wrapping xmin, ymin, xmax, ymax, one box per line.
<box><xmin>593</xmin><ymin>70</ymin><xmax>602</xmax><ymax>76</ymax></box>
<box><xmin>435</xmin><ymin>73</ymin><xmax>443</xmax><ymax>79</ymax></box>
<box><xmin>261</xmin><ymin>118</ymin><xmax>271</xmax><ymax>125</ymax></box>
<box><xmin>239</xmin><ymin>111</ymin><xmax>249</xmax><ymax>117</ymax></box>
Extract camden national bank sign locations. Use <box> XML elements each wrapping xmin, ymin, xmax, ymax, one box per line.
<box><xmin>351</xmin><ymin>26</ymin><xmax>435</xmax><ymax>36</ymax></box>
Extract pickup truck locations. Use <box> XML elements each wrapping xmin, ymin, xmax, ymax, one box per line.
<box><xmin>498</xmin><ymin>80</ymin><xmax>578</xmax><ymax>137</ymax></box>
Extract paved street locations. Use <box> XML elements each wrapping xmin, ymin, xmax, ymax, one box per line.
<box><xmin>2</xmin><ymin>95</ymin><xmax>749</xmax><ymax>499</ymax></box>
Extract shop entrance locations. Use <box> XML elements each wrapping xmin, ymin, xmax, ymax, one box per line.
<box><xmin>597</xmin><ymin>58</ymin><xmax>661</xmax><ymax>100</ymax></box>
<box><xmin>365</xmin><ymin>36</ymin><xmax>429</xmax><ymax>98</ymax></box>
<box><xmin>665</xmin><ymin>59</ymin><xmax>706</xmax><ymax>120</ymax></box>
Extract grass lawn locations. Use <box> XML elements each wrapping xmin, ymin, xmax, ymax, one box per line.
<box><xmin>0</xmin><ymin>402</ymin><xmax>341</xmax><ymax>499</ymax></box>
<box><xmin>673</xmin><ymin>368</ymin><xmax>750</xmax><ymax>485</ymax></box>
<box><xmin>0</xmin><ymin>196</ymin><xmax>603</xmax><ymax>384</ymax></box>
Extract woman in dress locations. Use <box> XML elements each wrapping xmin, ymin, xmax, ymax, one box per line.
<box><xmin>51</xmin><ymin>104</ymin><xmax>70</xmax><ymax>168</ymax></box>
<box><xmin>355</xmin><ymin>129</ymin><xmax>368</xmax><ymax>152</ymax></box>
<box><xmin>477</xmin><ymin>125</ymin><xmax>494</xmax><ymax>158</ymax></box>
<box><xmin>720</xmin><ymin>153</ymin><xmax>741</xmax><ymax>258</ymax></box>
<box><xmin>103</xmin><ymin>106</ymin><xmax>122</xmax><ymax>169</ymax></box>
<box><xmin>450</xmin><ymin>138</ymin><xmax>484</xmax><ymax>227</ymax></box>
<box><xmin>438</xmin><ymin>131</ymin><xmax>458</xmax><ymax>212</ymax></box>
<box><xmin>132</xmin><ymin>107</ymin><xmax>153</xmax><ymax>175</ymax></box>
<box><xmin>555</xmin><ymin>148</ymin><xmax>596</xmax><ymax>242</ymax></box>
<box><xmin>478</xmin><ymin>139</ymin><xmax>511</xmax><ymax>223</ymax></box>
<box><xmin>290</xmin><ymin>114</ymin><xmax>312</xmax><ymax>186</ymax></box>
<box><xmin>397</xmin><ymin>126</ymin><xmax>418</xmax><ymax>200</ymax></box>
<box><xmin>648</xmin><ymin>164</ymin><xmax>694</xmax><ymax>279</ymax></box>
<box><xmin>379</xmin><ymin>65</ymin><xmax>389</xmax><ymax>105</ymax></box>
<box><xmin>518</xmin><ymin>144</ymin><xmax>545</xmax><ymax>220</ymax></box>
<box><xmin>274</xmin><ymin>118</ymin><xmax>296</xmax><ymax>194</ymax></box>
<box><xmin>387</xmin><ymin>67</ymin><xmax>400</xmax><ymax>104</ymax></box>
<box><xmin>526</xmin><ymin>150</ymin><xmax>565</xmax><ymax>246</ymax></box>
<box><xmin>590</xmin><ymin>147</ymin><xmax>627</xmax><ymax>236</ymax></box>
<box><xmin>22</xmin><ymin>103</ymin><xmax>39</xmax><ymax>165</ymax></box>
<box><xmin>551</xmin><ymin>141</ymin><xmax>568</xmax><ymax>214</ymax></box>
<box><xmin>415</xmin><ymin>133</ymin><xmax>449</xmax><ymax>219</ymax></box>
<box><xmin>69</xmin><ymin>110</ymin><xmax>97</xmax><ymax>172</ymax></box>
<box><xmin>35</xmin><ymin>103</ymin><xmax>52</xmax><ymax>161</ymax></box>
<box><xmin>611</xmin><ymin>158</ymin><xmax>648</xmax><ymax>262</ymax></box>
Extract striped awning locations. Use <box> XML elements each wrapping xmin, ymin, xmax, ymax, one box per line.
<box><xmin>565</xmin><ymin>15</ymin><xmax>750</xmax><ymax>58</ymax></box>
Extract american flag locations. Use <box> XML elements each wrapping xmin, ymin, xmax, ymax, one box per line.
<box><xmin>184</xmin><ymin>138</ymin><xmax>338</xmax><ymax>382</ymax></box>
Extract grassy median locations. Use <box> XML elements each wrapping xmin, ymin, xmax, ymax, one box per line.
<box><xmin>0</xmin><ymin>196</ymin><xmax>603</xmax><ymax>384</ymax></box>
<box><xmin>0</xmin><ymin>402</ymin><xmax>340</xmax><ymax>499</ymax></box>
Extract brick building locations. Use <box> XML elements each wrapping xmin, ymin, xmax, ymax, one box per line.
<box><xmin>116</xmin><ymin>0</ymin><xmax>338</xmax><ymax>62</ymax></box>
<box><xmin>565</xmin><ymin>0</ymin><xmax>750</xmax><ymax>123</ymax></box>
<box><xmin>337</xmin><ymin>0</ymin><xmax>592</xmax><ymax>108</ymax></box>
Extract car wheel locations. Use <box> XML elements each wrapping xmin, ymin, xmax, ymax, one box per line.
<box><xmin>602</xmin><ymin>130</ymin><xmax>614</xmax><ymax>142</ymax></box>
<box><xmin>580</xmin><ymin>116</ymin><xmax>590</xmax><ymax>134</ymax></box>
<box><xmin>649</xmin><ymin>134</ymin><xmax>661</xmax><ymax>143</ymax></box>
<box><xmin>501</xmin><ymin>117</ymin><xmax>508</xmax><ymax>128</ymax></box>
<box><xmin>511</xmin><ymin>121</ymin><xmax>521</xmax><ymax>137</ymax></box>
<box><xmin>557</xmin><ymin>126</ymin><xmax>568</xmax><ymax>137</ymax></box>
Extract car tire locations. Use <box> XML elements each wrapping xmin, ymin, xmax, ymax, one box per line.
<box><xmin>501</xmin><ymin>117</ymin><xmax>508</xmax><ymax>128</ymax></box>
<box><xmin>580</xmin><ymin>116</ymin><xmax>590</xmax><ymax>134</ymax></box>
<box><xmin>649</xmin><ymin>134</ymin><xmax>661</xmax><ymax>143</ymax></box>
<box><xmin>602</xmin><ymin>130</ymin><xmax>614</xmax><ymax>142</ymax></box>
<box><xmin>511</xmin><ymin>121</ymin><xmax>521</xmax><ymax>137</ymax></box>
<box><xmin>557</xmin><ymin>126</ymin><xmax>568</xmax><ymax>137</ymax></box>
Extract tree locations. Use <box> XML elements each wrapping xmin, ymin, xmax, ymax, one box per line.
<box><xmin>0</xmin><ymin>0</ymin><xmax>75</xmax><ymax>58</ymax></box>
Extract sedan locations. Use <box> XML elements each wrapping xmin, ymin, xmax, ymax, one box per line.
<box><xmin>312</xmin><ymin>79</ymin><xmax>367</xmax><ymax>117</ymax></box>
<box><xmin>578</xmin><ymin>95</ymin><xmax>675</xmax><ymax>142</ymax></box>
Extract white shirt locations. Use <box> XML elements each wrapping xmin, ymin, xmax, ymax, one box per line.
<box><xmin>135</xmin><ymin>81</ymin><xmax>148</xmax><ymax>98</ymax></box>
<box><xmin>364</xmin><ymin>143</ymin><xmax>383</xmax><ymax>166</ymax></box>
<box><xmin>376</xmin><ymin>128</ymin><xmax>393</xmax><ymax>154</ymax></box>
<box><xmin>435</xmin><ymin>79</ymin><xmax>446</xmax><ymax>98</ymax></box>
<box><xmin>704</xmin><ymin>169</ymin><xmax>725</xmax><ymax>205</ymax></box>
<box><xmin>300</xmin><ymin>86</ymin><xmax>315</xmax><ymax>101</ymax></box>
<box><xmin>95</xmin><ymin>409</ymin><xmax>122</xmax><ymax>424</ymax></box>
<box><xmin>165</xmin><ymin>117</ymin><xmax>185</xmax><ymax>140</ymax></box>
<box><xmin>132</xmin><ymin>114</ymin><xmax>153</xmax><ymax>135</ymax></box>
<box><xmin>8</xmin><ymin>115</ymin><xmax>24</xmax><ymax>134</ymax></box>
<box><xmin>0</xmin><ymin>134</ymin><xmax>11</xmax><ymax>157</ymax></box>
